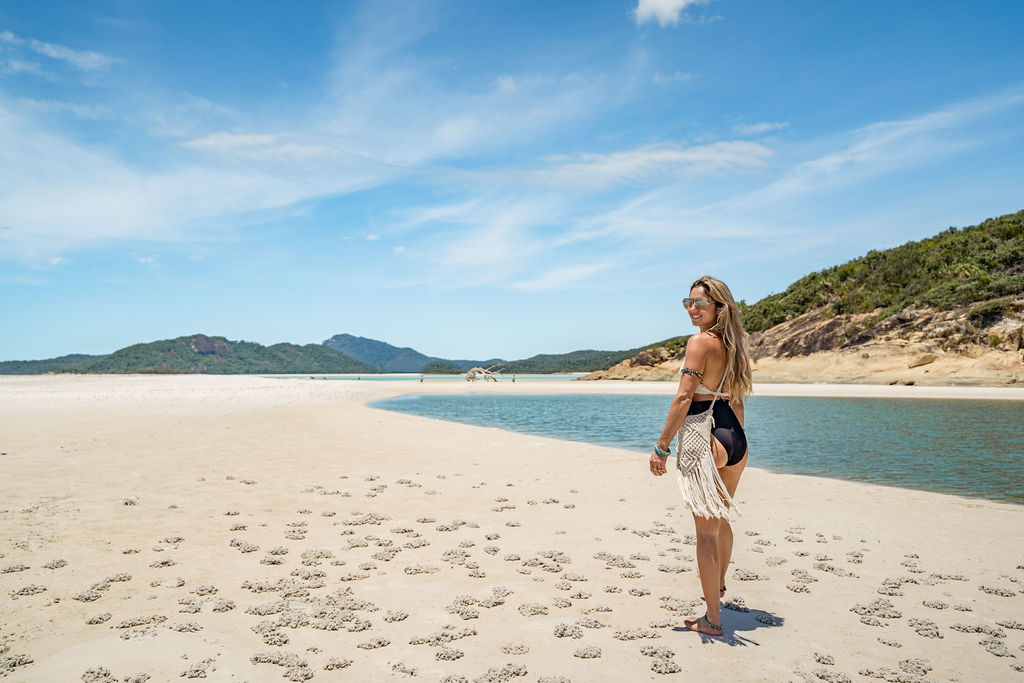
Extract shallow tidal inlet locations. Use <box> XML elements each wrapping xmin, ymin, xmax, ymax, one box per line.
<box><xmin>372</xmin><ymin>394</ymin><xmax>1024</xmax><ymax>505</ymax></box>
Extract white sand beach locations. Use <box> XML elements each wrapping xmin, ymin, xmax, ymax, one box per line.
<box><xmin>1</xmin><ymin>375</ymin><xmax>1022</xmax><ymax>682</ymax></box>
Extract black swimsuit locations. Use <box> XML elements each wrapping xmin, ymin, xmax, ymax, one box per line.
<box><xmin>687</xmin><ymin>399</ymin><xmax>747</xmax><ymax>467</ymax></box>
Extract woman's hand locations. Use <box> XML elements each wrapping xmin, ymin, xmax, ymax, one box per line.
<box><xmin>650</xmin><ymin>451</ymin><xmax>668</xmax><ymax>476</ymax></box>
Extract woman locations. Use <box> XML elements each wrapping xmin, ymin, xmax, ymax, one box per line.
<box><xmin>649</xmin><ymin>275</ymin><xmax>753</xmax><ymax>637</ymax></box>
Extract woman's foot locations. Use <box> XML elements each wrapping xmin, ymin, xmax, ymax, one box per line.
<box><xmin>686</xmin><ymin>614</ymin><xmax>723</xmax><ymax>636</ymax></box>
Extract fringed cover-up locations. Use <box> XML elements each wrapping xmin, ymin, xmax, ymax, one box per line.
<box><xmin>674</xmin><ymin>371</ymin><xmax>740</xmax><ymax>520</ymax></box>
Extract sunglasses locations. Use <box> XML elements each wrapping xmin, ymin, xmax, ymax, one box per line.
<box><xmin>682</xmin><ymin>297</ymin><xmax>716</xmax><ymax>309</ymax></box>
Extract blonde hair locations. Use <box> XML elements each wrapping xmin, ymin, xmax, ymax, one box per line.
<box><xmin>691</xmin><ymin>275</ymin><xmax>753</xmax><ymax>401</ymax></box>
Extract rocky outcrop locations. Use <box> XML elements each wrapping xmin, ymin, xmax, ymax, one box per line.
<box><xmin>190</xmin><ymin>334</ymin><xmax>233</xmax><ymax>356</ymax></box>
<box><xmin>747</xmin><ymin>300</ymin><xmax>1024</xmax><ymax>360</ymax></box>
<box><xmin>583</xmin><ymin>345</ymin><xmax>683</xmax><ymax>381</ymax></box>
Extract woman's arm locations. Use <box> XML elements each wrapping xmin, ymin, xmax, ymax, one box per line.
<box><xmin>649</xmin><ymin>335</ymin><xmax>710</xmax><ymax>476</ymax></box>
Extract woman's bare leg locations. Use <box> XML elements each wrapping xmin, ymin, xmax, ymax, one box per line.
<box><xmin>695</xmin><ymin>437</ymin><xmax>729</xmax><ymax>589</ymax></box>
<box><xmin>687</xmin><ymin>514</ymin><xmax>723</xmax><ymax>634</ymax></box>
<box><xmin>717</xmin><ymin>518</ymin><xmax>732</xmax><ymax>596</ymax></box>
<box><xmin>685</xmin><ymin>443</ymin><xmax>747</xmax><ymax>635</ymax></box>
<box><xmin>716</xmin><ymin>451</ymin><xmax>747</xmax><ymax>597</ymax></box>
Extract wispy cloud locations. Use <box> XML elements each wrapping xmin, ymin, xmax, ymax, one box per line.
<box><xmin>653</xmin><ymin>70</ymin><xmax>694</xmax><ymax>86</ymax></box>
<box><xmin>28</xmin><ymin>38</ymin><xmax>117</xmax><ymax>71</ymax></box>
<box><xmin>0</xmin><ymin>58</ymin><xmax>49</xmax><ymax>79</ymax></box>
<box><xmin>183</xmin><ymin>131</ymin><xmax>377</xmax><ymax>168</ymax></box>
<box><xmin>754</xmin><ymin>85</ymin><xmax>1024</xmax><ymax>202</ymax></box>
<box><xmin>393</xmin><ymin>85</ymin><xmax>1024</xmax><ymax>291</ymax></box>
<box><xmin>321</xmin><ymin>70</ymin><xmax>605</xmax><ymax>167</ymax></box>
<box><xmin>382</xmin><ymin>192</ymin><xmax>584</xmax><ymax>290</ymax></box>
<box><xmin>538</xmin><ymin>140</ymin><xmax>772</xmax><ymax>189</ymax></box>
<box><xmin>510</xmin><ymin>263</ymin><xmax>614</xmax><ymax>291</ymax></box>
<box><xmin>15</xmin><ymin>97</ymin><xmax>115</xmax><ymax>119</ymax></box>
<box><xmin>0</xmin><ymin>5</ymin><xmax>619</xmax><ymax>270</ymax></box>
<box><xmin>1</xmin><ymin>30</ymin><xmax>117</xmax><ymax>72</ymax></box>
<box><xmin>635</xmin><ymin>0</ymin><xmax>714</xmax><ymax>27</ymax></box>
<box><xmin>556</xmin><ymin>84</ymin><xmax>1024</xmax><ymax>267</ymax></box>
<box><xmin>733</xmin><ymin>121</ymin><xmax>788</xmax><ymax>136</ymax></box>
<box><xmin>314</xmin><ymin>4</ymin><xmax>612</xmax><ymax>167</ymax></box>
<box><xmin>0</xmin><ymin>98</ymin><xmax>382</xmax><ymax>260</ymax></box>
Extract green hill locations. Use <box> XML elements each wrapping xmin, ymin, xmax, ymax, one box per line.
<box><xmin>741</xmin><ymin>210</ymin><xmax>1024</xmax><ymax>333</ymax></box>
<box><xmin>0</xmin><ymin>354</ymin><xmax>107</xmax><ymax>375</ymax></box>
<box><xmin>499</xmin><ymin>348</ymin><xmax>640</xmax><ymax>374</ymax></box>
<box><xmin>323</xmin><ymin>333</ymin><xmax>436</xmax><ymax>372</ymax></box>
<box><xmin>497</xmin><ymin>336</ymin><xmax>693</xmax><ymax>374</ymax></box>
<box><xmin>447</xmin><ymin>356</ymin><xmax>506</xmax><ymax>372</ymax></box>
<box><xmin>26</xmin><ymin>335</ymin><xmax>379</xmax><ymax>374</ymax></box>
<box><xmin>323</xmin><ymin>333</ymin><xmax>503</xmax><ymax>372</ymax></box>
<box><xmin>420</xmin><ymin>360</ymin><xmax>464</xmax><ymax>374</ymax></box>
<box><xmin>0</xmin><ymin>335</ymin><xmax>690</xmax><ymax>376</ymax></box>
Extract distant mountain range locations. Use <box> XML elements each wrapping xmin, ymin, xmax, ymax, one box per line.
<box><xmin>322</xmin><ymin>334</ymin><xmax>663</xmax><ymax>375</ymax></box>
<box><xmin>0</xmin><ymin>353</ymin><xmax>109</xmax><ymax>375</ymax></box>
<box><xmin>0</xmin><ymin>335</ymin><xmax>378</xmax><ymax>375</ymax></box>
<box><xmin>322</xmin><ymin>333</ymin><xmax>503</xmax><ymax>373</ymax></box>
<box><xmin>0</xmin><ymin>332</ymin><xmax>644</xmax><ymax>375</ymax></box>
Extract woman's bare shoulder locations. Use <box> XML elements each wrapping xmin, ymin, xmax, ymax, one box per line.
<box><xmin>685</xmin><ymin>332</ymin><xmax>719</xmax><ymax>351</ymax></box>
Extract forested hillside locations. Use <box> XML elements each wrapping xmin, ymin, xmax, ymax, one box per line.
<box><xmin>84</xmin><ymin>335</ymin><xmax>378</xmax><ymax>374</ymax></box>
<box><xmin>0</xmin><ymin>335</ymin><xmax>377</xmax><ymax>374</ymax></box>
<box><xmin>741</xmin><ymin>210</ymin><xmax>1023</xmax><ymax>333</ymax></box>
<box><xmin>0</xmin><ymin>354</ymin><xmax>108</xmax><ymax>375</ymax></box>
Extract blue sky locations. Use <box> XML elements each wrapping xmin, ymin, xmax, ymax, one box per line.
<box><xmin>2</xmin><ymin>0</ymin><xmax>1023</xmax><ymax>362</ymax></box>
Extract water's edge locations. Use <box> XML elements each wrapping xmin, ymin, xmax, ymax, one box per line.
<box><xmin>371</xmin><ymin>393</ymin><xmax>1024</xmax><ymax>506</ymax></box>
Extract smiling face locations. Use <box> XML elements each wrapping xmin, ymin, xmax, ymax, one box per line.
<box><xmin>686</xmin><ymin>285</ymin><xmax>718</xmax><ymax>329</ymax></box>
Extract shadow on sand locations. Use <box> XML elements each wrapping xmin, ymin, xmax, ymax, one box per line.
<box><xmin>671</xmin><ymin>601</ymin><xmax>784</xmax><ymax>646</ymax></box>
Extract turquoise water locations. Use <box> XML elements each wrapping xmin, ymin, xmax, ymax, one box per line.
<box><xmin>371</xmin><ymin>394</ymin><xmax>1024</xmax><ymax>505</ymax></box>
<box><xmin>300</xmin><ymin>374</ymin><xmax>583</xmax><ymax>381</ymax></box>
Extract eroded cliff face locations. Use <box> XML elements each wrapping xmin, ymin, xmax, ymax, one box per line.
<box><xmin>748</xmin><ymin>303</ymin><xmax>1024</xmax><ymax>359</ymax></box>
<box><xmin>583</xmin><ymin>299</ymin><xmax>1024</xmax><ymax>385</ymax></box>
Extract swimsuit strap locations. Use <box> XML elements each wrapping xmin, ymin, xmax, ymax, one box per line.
<box><xmin>706</xmin><ymin>371</ymin><xmax>727</xmax><ymax>411</ymax></box>
<box><xmin>696</xmin><ymin>381</ymin><xmax>729</xmax><ymax>398</ymax></box>
<box><xmin>681</xmin><ymin>331</ymin><xmax>729</xmax><ymax>400</ymax></box>
<box><xmin>700</xmin><ymin>331</ymin><xmax>728</xmax><ymax>402</ymax></box>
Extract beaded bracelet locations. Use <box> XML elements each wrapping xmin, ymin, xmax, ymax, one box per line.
<box><xmin>680</xmin><ymin>367</ymin><xmax>703</xmax><ymax>380</ymax></box>
<box><xmin>653</xmin><ymin>444</ymin><xmax>671</xmax><ymax>458</ymax></box>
